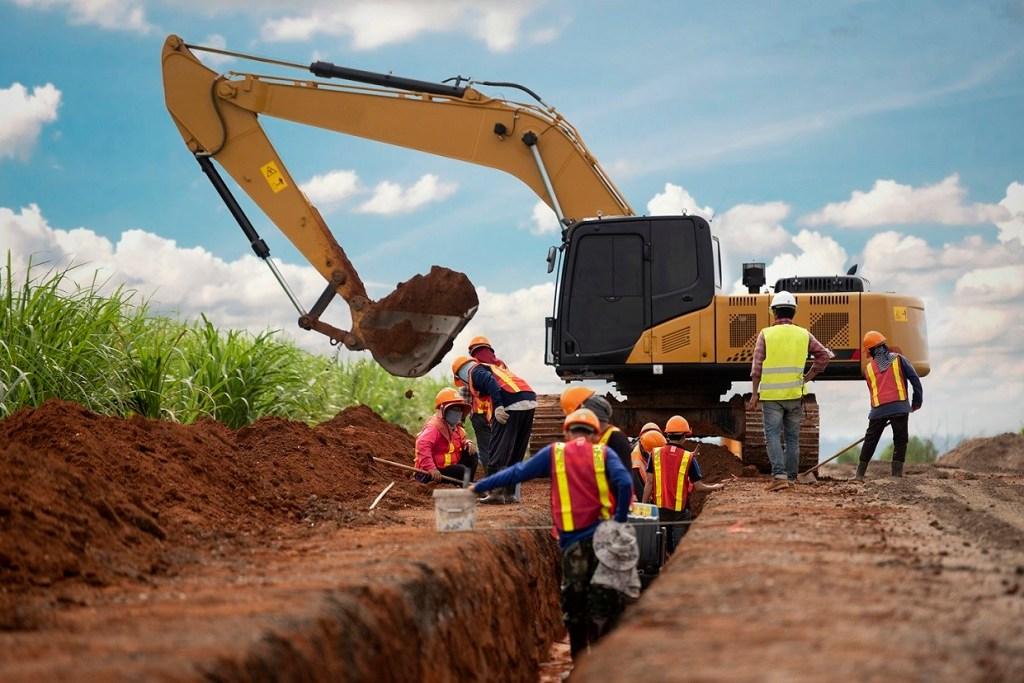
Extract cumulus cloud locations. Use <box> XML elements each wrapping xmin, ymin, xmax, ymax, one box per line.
<box><xmin>528</xmin><ymin>200</ymin><xmax>559</xmax><ymax>235</ymax></box>
<box><xmin>194</xmin><ymin>33</ymin><xmax>235</xmax><ymax>69</ymax></box>
<box><xmin>13</xmin><ymin>0</ymin><xmax>152</xmax><ymax>33</ymax></box>
<box><xmin>753</xmin><ymin>230</ymin><xmax>849</xmax><ymax>292</ymax></box>
<box><xmin>953</xmin><ymin>265</ymin><xmax>1024</xmax><ymax>304</ymax></box>
<box><xmin>260</xmin><ymin>0</ymin><xmax>548</xmax><ymax>52</ymax></box>
<box><xmin>300</xmin><ymin>169</ymin><xmax>361</xmax><ymax>209</ymax></box>
<box><xmin>713</xmin><ymin>201</ymin><xmax>793</xmax><ymax>260</ymax></box>
<box><xmin>646</xmin><ymin>182</ymin><xmax>713</xmax><ymax>219</ymax></box>
<box><xmin>802</xmin><ymin>174</ymin><xmax>1008</xmax><ymax>227</ymax></box>
<box><xmin>0</xmin><ymin>83</ymin><xmax>61</xmax><ymax>161</ymax></box>
<box><xmin>356</xmin><ymin>174</ymin><xmax>457</xmax><ymax>215</ymax></box>
<box><xmin>996</xmin><ymin>181</ymin><xmax>1024</xmax><ymax>243</ymax></box>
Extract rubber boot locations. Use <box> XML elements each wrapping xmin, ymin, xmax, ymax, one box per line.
<box><xmin>854</xmin><ymin>461</ymin><xmax>869</xmax><ymax>481</ymax></box>
<box><xmin>891</xmin><ymin>460</ymin><xmax>904</xmax><ymax>478</ymax></box>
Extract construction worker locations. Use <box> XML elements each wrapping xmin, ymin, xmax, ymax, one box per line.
<box><xmin>629</xmin><ymin>423</ymin><xmax>664</xmax><ymax>497</ymax></box>
<box><xmin>452</xmin><ymin>354</ymin><xmax>536</xmax><ymax>504</ymax></box>
<box><xmin>855</xmin><ymin>331</ymin><xmax>924</xmax><ymax>479</ymax></box>
<box><xmin>414</xmin><ymin>388</ymin><xmax>478</xmax><ymax>486</ymax></box>
<box><xmin>466</xmin><ymin>335</ymin><xmax>506</xmax><ymax>476</ymax></box>
<box><xmin>560</xmin><ymin>386</ymin><xmax>633</xmax><ymax>476</ymax></box>
<box><xmin>642</xmin><ymin>416</ymin><xmax>724</xmax><ymax>553</ymax></box>
<box><xmin>471</xmin><ymin>408</ymin><xmax>634</xmax><ymax>659</ymax></box>
<box><xmin>746</xmin><ymin>291</ymin><xmax>832</xmax><ymax>490</ymax></box>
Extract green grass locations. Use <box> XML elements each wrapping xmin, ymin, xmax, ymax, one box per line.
<box><xmin>0</xmin><ymin>256</ymin><xmax>447</xmax><ymax>432</ymax></box>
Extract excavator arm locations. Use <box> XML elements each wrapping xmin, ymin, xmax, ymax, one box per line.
<box><xmin>160</xmin><ymin>35</ymin><xmax>632</xmax><ymax>376</ymax></box>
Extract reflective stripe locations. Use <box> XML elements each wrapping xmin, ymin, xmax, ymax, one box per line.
<box><xmin>891</xmin><ymin>357</ymin><xmax>907</xmax><ymax>401</ymax></box>
<box><xmin>443</xmin><ymin>439</ymin><xmax>455</xmax><ymax>467</ymax></box>
<box><xmin>759</xmin><ymin>379</ymin><xmax>805</xmax><ymax>390</ymax></box>
<box><xmin>652</xmin><ymin>447</ymin><xmax>664</xmax><ymax>508</ymax></box>
<box><xmin>674</xmin><ymin>450</ymin><xmax>693</xmax><ymax>512</ymax></box>
<box><xmin>489</xmin><ymin>365</ymin><xmax>522</xmax><ymax>392</ymax></box>
<box><xmin>592</xmin><ymin>445</ymin><xmax>612</xmax><ymax>520</ymax></box>
<box><xmin>598</xmin><ymin>426</ymin><xmax>620</xmax><ymax>446</ymax></box>
<box><xmin>761</xmin><ymin>366</ymin><xmax>805</xmax><ymax>374</ymax></box>
<box><xmin>865</xmin><ymin>355</ymin><xmax>907</xmax><ymax>407</ymax></box>
<box><xmin>653</xmin><ymin>446</ymin><xmax>691</xmax><ymax>511</ymax></box>
<box><xmin>760</xmin><ymin>325</ymin><xmax>809</xmax><ymax>401</ymax></box>
<box><xmin>866</xmin><ymin>362</ymin><xmax>880</xmax><ymax>406</ymax></box>
<box><xmin>553</xmin><ymin>443</ymin><xmax>575</xmax><ymax>531</ymax></box>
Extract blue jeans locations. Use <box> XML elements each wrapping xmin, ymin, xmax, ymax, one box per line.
<box><xmin>762</xmin><ymin>399</ymin><xmax>802</xmax><ymax>480</ymax></box>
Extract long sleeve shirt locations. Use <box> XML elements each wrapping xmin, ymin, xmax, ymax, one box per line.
<box><xmin>868</xmin><ymin>354</ymin><xmax>924</xmax><ymax>420</ymax></box>
<box><xmin>750</xmin><ymin>319</ymin><xmax>832</xmax><ymax>380</ymax></box>
<box><xmin>469</xmin><ymin>365</ymin><xmax>536</xmax><ymax>409</ymax></box>
<box><xmin>474</xmin><ymin>444</ymin><xmax>633</xmax><ymax>549</ymax></box>
<box><xmin>414</xmin><ymin>416</ymin><xmax>467</xmax><ymax>472</ymax></box>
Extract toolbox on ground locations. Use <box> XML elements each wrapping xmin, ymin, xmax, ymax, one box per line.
<box><xmin>628</xmin><ymin>502</ymin><xmax>666</xmax><ymax>588</ymax></box>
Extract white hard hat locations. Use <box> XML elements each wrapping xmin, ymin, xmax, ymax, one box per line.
<box><xmin>770</xmin><ymin>290</ymin><xmax>797</xmax><ymax>309</ymax></box>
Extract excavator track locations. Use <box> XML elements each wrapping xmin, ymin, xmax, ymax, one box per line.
<box><xmin>742</xmin><ymin>394</ymin><xmax>819</xmax><ymax>473</ymax></box>
<box><xmin>529</xmin><ymin>395</ymin><xmax>565</xmax><ymax>455</ymax></box>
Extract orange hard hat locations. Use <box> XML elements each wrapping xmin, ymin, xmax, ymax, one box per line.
<box><xmin>563</xmin><ymin>408</ymin><xmax>600</xmax><ymax>434</ymax></box>
<box><xmin>468</xmin><ymin>335</ymin><xmax>493</xmax><ymax>352</ymax></box>
<box><xmin>560</xmin><ymin>385</ymin><xmax>596</xmax><ymax>416</ymax></box>
<box><xmin>862</xmin><ymin>330</ymin><xmax>886</xmax><ymax>350</ymax></box>
<box><xmin>640</xmin><ymin>430</ymin><xmax>667</xmax><ymax>452</ymax></box>
<box><xmin>434</xmin><ymin>388</ymin><xmax>470</xmax><ymax>419</ymax></box>
<box><xmin>640</xmin><ymin>422</ymin><xmax>661</xmax><ymax>435</ymax></box>
<box><xmin>665</xmin><ymin>415</ymin><xmax>691</xmax><ymax>435</ymax></box>
<box><xmin>451</xmin><ymin>355</ymin><xmax>474</xmax><ymax>377</ymax></box>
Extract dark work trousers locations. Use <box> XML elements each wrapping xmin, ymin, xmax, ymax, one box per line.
<box><xmin>470</xmin><ymin>413</ymin><xmax>493</xmax><ymax>475</ymax></box>
<box><xmin>658</xmin><ymin>507</ymin><xmax>692</xmax><ymax>554</ymax></box>
<box><xmin>561</xmin><ymin>538</ymin><xmax>625</xmax><ymax>659</ymax></box>
<box><xmin>414</xmin><ymin>448</ymin><xmax>478</xmax><ymax>485</ymax></box>
<box><xmin>858</xmin><ymin>414</ymin><xmax>909</xmax><ymax>463</ymax></box>
<box><xmin>489</xmin><ymin>408</ymin><xmax>535</xmax><ymax>496</ymax></box>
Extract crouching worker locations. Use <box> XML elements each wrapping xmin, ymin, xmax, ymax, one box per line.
<box><xmin>471</xmin><ymin>409</ymin><xmax>635</xmax><ymax>659</ymax></box>
<box><xmin>642</xmin><ymin>416</ymin><xmax>724</xmax><ymax>554</ymax></box>
<box><xmin>414</xmin><ymin>388</ymin><xmax>478</xmax><ymax>487</ymax></box>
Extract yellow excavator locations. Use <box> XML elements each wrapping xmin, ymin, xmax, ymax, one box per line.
<box><xmin>161</xmin><ymin>36</ymin><xmax>929</xmax><ymax>469</ymax></box>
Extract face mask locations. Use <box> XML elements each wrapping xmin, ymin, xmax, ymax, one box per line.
<box><xmin>456</xmin><ymin>363</ymin><xmax>471</xmax><ymax>382</ymax></box>
<box><xmin>444</xmin><ymin>407</ymin><xmax>462</xmax><ymax>426</ymax></box>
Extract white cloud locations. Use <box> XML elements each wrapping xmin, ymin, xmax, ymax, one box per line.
<box><xmin>802</xmin><ymin>174</ymin><xmax>1009</xmax><ymax>228</ymax></box>
<box><xmin>13</xmin><ymin>0</ymin><xmax>152</xmax><ymax>33</ymax></box>
<box><xmin>528</xmin><ymin>200</ymin><xmax>559</xmax><ymax>235</ymax></box>
<box><xmin>356</xmin><ymin>174</ymin><xmax>457</xmax><ymax>215</ymax></box>
<box><xmin>953</xmin><ymin>265</ymin><xmax>1024</xmax><ymax>304</ymax></box>
<box><xmin>194</xmin><ymin>34</ymin><xmax>235</xmax><ymax>69</ymax></box>
<box><xmin>0</xmin><ymin>83</ymin><xmax>61</xmax><ymax>161</ymax></box>
<box><xmin>300</xmin><ymin>169</ymin><xmax>361</xmax><ymax>209</ymax></box>
<box><xmin>714</xmin><ymin>201</ymin><xmax>793</xmax><ymax>259</ymax></box>
<box><xmin>756</xmin><ymin>230</ymin><xmax>849</xmax><ymax>290</ymax></box>
<box><xmin>260</xmin><ymin>1</ymin><xmax>548</xmax><ymax>52</ymax></box>
<box><xmin>646</xmin><ymin>182</ymin><xmax>713</xmax><ymax>219</ymax></box>
<box><xmin>996</xmin><ymin>181</ymin><xmax>1024</xmax><ymax>243</ymax></box>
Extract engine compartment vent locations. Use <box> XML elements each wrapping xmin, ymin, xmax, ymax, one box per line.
<box><xmin>729</xmin><ymin>313</ymin><xmax>758</xmax><ymax>349</ymax></box>
<box><xmin>661</xmin><ymin>327</ymin><xmax>692</xmax><ymax>353</ymax></box>
<box><xmin>810</xmin><ymin>311</ymin><xmax>851</xmax><ymax>348</ymax></box>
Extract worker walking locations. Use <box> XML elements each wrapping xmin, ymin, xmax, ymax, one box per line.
<box><xmin>855</xmin><ymin>331</ymin><xmax>924</xmax><ymax>479</ymax></box>
<box><xmin>471</xmin><ymin>408</ymin><xmax>635</xmax><ymax>659</ymax></box>
<box><xmin>746</xmin><ymin>291</ymin><xmax>832</xmax><ymax>490</ymax></box>
<box><xmin>414</xmin><ymin>388</ymin><xmax>478</xmax><ymax>487</ymax></box>
<box><xmin>465</xmin><ymin>335</ymin><xmax>506</xmax><ymax>476</ymax></box>
<box><xmin>452</xmin><ymin>355</ymin><xmax>536</xmax><ymax>504</ymax></box>
<box><xmin>560</xmin><ymin>386</ymin><xmax>633</xmax><ymax>475</ymax></box>
<box><xmin>642</xmin><ymin>416</ymin><xmax>724</xmax><ymax>553</ymax></box>
<box><xmin>629</xmin><ymin>423</ymin><xmax>664</xmax><ymax>497</ymax></box>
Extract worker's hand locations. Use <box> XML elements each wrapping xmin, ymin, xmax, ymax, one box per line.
<box><xmin>430</xmin><ymin>468</ymin><xmax>442</xmax><ymax>483</ymax></box>
<box><xmin>746</xmin><ymin>395</ymin><xmax>759</xmax><ymax>411</ymax></box>
<box><xmin>466</xmin><ymin>440</ymin><xmax>478</xmax><ymax>455</ymax></box>
<box><xmin>494</xmin><ymin>406</ymin><xmax>510</xmax><ymax>424</ymax></box>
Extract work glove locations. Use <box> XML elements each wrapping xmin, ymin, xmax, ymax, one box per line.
<box><xmin>494</xmin><ymin>406</ymin><xmax>510</xmax><ymax>424</ymax></box>
<box><xmin>465</xmin><ymin>440</ymin><xmax>478</xmax><ymax>455</ymax></box>
<box><xmin>430</xmin><ymin>468</ymin><xmax>442</xmax><ymax>483</ymax></box>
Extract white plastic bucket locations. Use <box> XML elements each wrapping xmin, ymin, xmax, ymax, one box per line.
<box><xmin>432</xmin><ymin>488</ymin><xmax>477</xmax><ymax>532</ymax></box>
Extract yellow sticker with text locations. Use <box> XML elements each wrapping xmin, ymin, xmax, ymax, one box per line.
<box><xmin>260</xmin><ymin>161</ymin><xmax>288</xmax><ymax>193</ymax></box>
<box><xmin>893</xmin><ymin>306</ymin><xmax>908</xmax><ymax>322</ymax></box>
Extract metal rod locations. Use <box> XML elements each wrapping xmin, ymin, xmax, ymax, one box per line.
<box><xmin>184</xmin><ymin>43</ymin><xmax>307</xmax><ymax>71</ymax></box>
<box><xmin>263</xmin><ymin>257</ymin><xmax>307</xmax><ymax>317</ymax></box>
<box><xmin>371</xmin><ymin>457</ymin><xmax>465</xmax><ymax>486</ymax></box>
<box><xmin>522</xmin><ymin>132</ymin><xmax>566</xmax><ymax>225</ymax></box>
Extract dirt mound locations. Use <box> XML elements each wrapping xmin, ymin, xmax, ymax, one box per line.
<box><xmin>0</xmin><ymin>400</ymin><xmax>429</xmax><ymax>598</ymax></box>
<box><xmin>684</xmin><ymin>441</ymin><xmax>744</xmax><ymax>516</ymax></box>
<box><xmin>937</xmin><ymin>432</ymin><xmax>1024</xmax><ymax>472</ymax></box>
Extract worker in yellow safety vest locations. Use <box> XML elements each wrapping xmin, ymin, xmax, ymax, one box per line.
<box><xmin>560</xmin><ymin>385</ymin><xmax>634</xmax><ymax>477</ymax></box>
<box><xmin>746</xmin><ymin>291</ymin><xmax>832</xmax><ymax>490</ymax></box>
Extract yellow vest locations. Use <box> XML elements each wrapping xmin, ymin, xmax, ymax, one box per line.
<box><xmin>759</xmin><ymin>324</ymin><xmax>809</xmax><ymax>400</ymax></box>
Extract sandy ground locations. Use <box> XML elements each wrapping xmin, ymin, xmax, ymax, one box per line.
<box><xmin>573</xmin><ymin>463</ymin><xmax>1024</xmax><ymax>682</ymax></box>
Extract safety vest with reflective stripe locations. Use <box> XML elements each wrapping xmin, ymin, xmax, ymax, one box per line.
<box><xmin>864</xmin><ymin>355</ymin><xmax>907</xmax><ymax>408</ymax></box>
<box><xmin>759</xmin><ymin>324</ymin><xmax>810</xmax><ymax>400</ymax></box>
<box><xmin>652</xmin><ymin>445</ymin><xmax>694</xmax><ymax>512</ymax></box>
<box><xmin>630</xmin><ymin>445</ymin><xmax>649</xmax><ymax>485</ymax></box>
<box><xmin>471</xmin><ymin>394</ymin><xmax>494</xmax><ymax>421</ymax></box>
<box><xmin>598</xmin><ymin>425</ymin><xmax>621</xmax><ymax>446</ymax></box>
<box><xmin>414</xmin><ymin>415</ymin><xmax>465</xmax><ymax>470</ymax></box>
<box><xmin>550</xmin><ymin>438</ymin><xmax>614</xmax><ymax>533</ymax></box>
<box><xmin>468</xmin><ymin>362</ymin><xmax>534</xmax><ymax>402</ymax></box>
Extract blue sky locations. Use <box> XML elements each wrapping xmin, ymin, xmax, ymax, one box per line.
<box><xmin>1</xmin><ymin>0</ymin><xmax>1022</xmax><ymax>441</ymax></box>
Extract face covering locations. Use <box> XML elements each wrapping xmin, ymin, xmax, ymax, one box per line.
<box><xmin>456</xmin><ymin>363</ymin><xmax>471</xmax><ymax>383</ymax></box>
<box><xmin>444</xmin><ymin>406</ymin><xmax>462</xmax><ymax>426</ymax></box>
<box><xmin>871</xmin><ymin>343</ymin><xmax>892</xmax><ymax>372</ymax></box>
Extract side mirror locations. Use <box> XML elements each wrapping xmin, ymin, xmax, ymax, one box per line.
<box><xmin>546</xmin><ymin>246</ymin><xmax>557</xmax><ymax>273</ymax></box>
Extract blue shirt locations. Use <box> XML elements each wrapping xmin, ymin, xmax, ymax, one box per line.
<box><xmin>868</xmin><ymin>355</ymin><xmax>924</xmax><ymax>420</ymax></box>
<box><xmin>470</xmin><ymin>365</ymin><xmax>536</xmax><ymax>408</ymax></box>
<box><xmin>474</xmin><ymin>443</ymin><xmax>633</xmax><ymax>549</ymax></box>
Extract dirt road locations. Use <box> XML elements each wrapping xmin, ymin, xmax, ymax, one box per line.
<box><xmin>575</xmin><ymin>464</ymin><xmax>1024</xmax><ymax>682</ymax></box>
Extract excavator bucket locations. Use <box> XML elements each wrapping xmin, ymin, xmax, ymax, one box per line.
<box><xmin>356</xmin><ymin>266</ymin><xmax>479</xmax><ymax>378</ymax></box>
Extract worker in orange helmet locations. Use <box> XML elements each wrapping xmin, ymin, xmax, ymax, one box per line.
<box><xmin>413</xmin><ymin>388</ymin><xmax>478</xmax><ymax>487</ymax></box>
<box><xmin>854</xmin><ymin>331</ymin><xmax>923</xmax><ymax>480</ymax></box>
<box><xmin>642</xmin><ymin>415</ymin><xmax>724</xmax><ymax>553</ymax></box>
<box><xmin>471</xmin><ymin>408</ymin><xmax>635</xmax><ymax>659</ymax></box>
<box><xmin>629</xmin><ymin>423</ymin><xmax>663</xmax><ymax>496</ymax></box>
<box><xmin>559</xmin><ymin>385</ymin><xmax>633</xmax><ymax>476</ymax></box>
<box><xmin>453</xmin><ymin>353</ymin><xmax>535</xmax><ymax>504</ymax></box>
<box><xmin>464</xmin><ymin>335</ymin><xmax>507</xmax><ymax>477</ymax></box>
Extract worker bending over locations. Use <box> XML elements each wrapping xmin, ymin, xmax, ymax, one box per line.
<box><xmin>642</xmin><ymin>416</ymin><xmax>724</xmax><ymax>553</ymax></box>
<box><xmin>414</xmin><ymin>388</ymin><xmax>478</xmax><ymax>487</ymax></box>
<box><xmin>630</xmin><ymin>423</ymin><xmax>664</xmax><ymax>498</ymax></box>
<box><xmin>855</xmin><ymin>331</ymin><xmax>924</xmax><ymax>479</ymax></box>
<box><xmin>452</xmin><ymin>354</ymin><xmax>536</xmax><ymax>504</ymax></box>
<box><xmin>746</xmin><ymin>291</ymin><xmax>831</xmax><ymax>490</ymax></box>
<box><xmin>464</xmin><ymin>335</ymin><xmax>506</xmax><ymax>476</ymax></box>
<box><xmin>472</xmin><ymin>409</ymin><xmax>634</xmax><ymax>659</ymax></box>
<box><xmin>560</xmin><ymin>386</ymin><xmax>633</xmax><ymax>475</ymax></box>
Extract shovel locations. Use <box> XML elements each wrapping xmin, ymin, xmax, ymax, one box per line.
<box><xmin>370</xmin><ymin>456</ymin><xmax>468</xmax><ymax>487</ymax></box>
<box><xmin>796</xmin><ymin>435</ymin><xmax>868</xmax><ymax>484</ymax></box>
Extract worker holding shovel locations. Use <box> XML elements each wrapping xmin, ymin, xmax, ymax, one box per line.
<box><xmin>471</xmin><ymin>408</ymin><xmax>635</xmax><ymax>659</ymax></box>
<box><xmin>854</xmin><ymin>331</ymin><xmax>924</xmax><ymax>479</ymax></box>
<box><xmin>414</xmin><ymin>388</ymin><xmax>478</xmax><ymax>487</ymax></box>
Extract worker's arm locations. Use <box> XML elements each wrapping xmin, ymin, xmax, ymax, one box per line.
<box><xmin>414</xmin><ymin>424</ymin><xmax>441</xmax><ymax>480</ymax></box>
<box><xmin>604</xmin><ymin>448</ymin><xmax>633</xmax><ymax>523</ymax></box>
<box><xmin>472</xmin><ymin>446</ymin><xmax>551</xmax><ymax>493</ymax></box>
<box><xmin>900</xmin><ymin>355</ymin><xmax>924</xmax><ymax>411</ymax></box>
<box><xmin>804</xmin><ymin>333</ymin><xmax>832</xmax><ymax>382</ymax></box>
<box><xmin>688</xmin><ymin>455</ymin><xmax>723</xmax><ymax>492</ymax></box>
<box><xmin>641</xmin><ymin>478</ymin><xmax>654</xmax><ymax>504</ymax></box>
<box><xmin>747</xmin><ymin>331</ymin><xmax>766</xmax><ymax>409</ymax></box>
<box><xmin>470</xmin><ymin>366</ymin><xmax>505</xmax><ymax>406</ymax></box>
